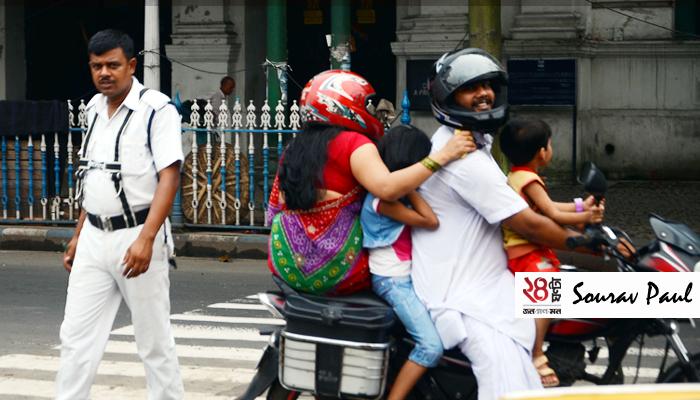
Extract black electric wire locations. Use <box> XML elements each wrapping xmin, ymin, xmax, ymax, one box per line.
<box><xmin>585</xmin><ymin>0</ymin><xmax>700</xmax><ymax>39</ymax></box>
<box><xmin>454</xmin><ymin>30</ymin><xmax>470</xmax><ymax>51</ymax></box>
<box><xmin>139</xmin><ymin>50</ymin><xmax>248</xmax><ymax>75</ymax></box>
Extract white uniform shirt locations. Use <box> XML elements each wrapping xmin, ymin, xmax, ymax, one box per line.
<box><xmin>411</xmin><ymin>125</ymin><xmax>535</xmax><ymax>350</ymax></box>
<box><xmin>81</xmin><ymin>77</ymin><xmax>184</xmax><ymax>216</ymax></box>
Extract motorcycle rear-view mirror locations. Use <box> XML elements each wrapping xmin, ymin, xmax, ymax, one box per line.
<box><xmin>579</xmin><ymin>162</ymin><xmax>607</xmax><ymax>199</ymax></box>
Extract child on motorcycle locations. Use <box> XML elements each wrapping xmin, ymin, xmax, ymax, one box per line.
<box><xmin>500</xmin><ymin>117</ymin><xmax>605</xmax><ymax>387</ymax></box>
<box><xmin>360</xmin><ymin>124</ymin><xmax>475</xmax><ymax>400</ymax></box>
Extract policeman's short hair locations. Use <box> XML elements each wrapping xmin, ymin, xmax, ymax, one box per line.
<box><xmin>500</xmin><ymin>117</ymin><xmax>552</xmax><ymax>166</ymax></box>
<box><xmin>88</xmin><ymin>29</ymin><xmax>135</xmax><ymax>60</ymax></box>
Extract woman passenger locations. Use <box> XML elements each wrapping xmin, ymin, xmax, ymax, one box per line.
<box><xmin>266</xmin><ymin>69</ymin><xmax>474</xmax><ymax>295</ymax></box>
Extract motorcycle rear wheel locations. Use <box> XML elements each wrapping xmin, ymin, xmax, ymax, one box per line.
<box><xmin>265</xmin><ymin>381</ymin><xmax>339</xmax><ymax>400</ymax></box>
<box><xmin>657</xmin><ymin>352</ymin><xmax>700</xmax><ymax>383</ymax></box>
<box><xmin>266</xmin><ymin>380</ymin><xmax>300</xmax><ymax>400</ymax></box>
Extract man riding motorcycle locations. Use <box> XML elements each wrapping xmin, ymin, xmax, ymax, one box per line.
<box><xmin>411</xmin><ymin>47</ymin><xmax>599</xmax><ymax>400</ymax></box>
<box><xmin>242</xmin><ymin>49</ymin><xmax>639</xmax><ymax>400</ymax></box>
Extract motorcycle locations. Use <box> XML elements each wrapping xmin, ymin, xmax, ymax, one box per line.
<box><xmin>241</xmin><ymin>163</ymin><xmax>700</xmax><ymax>400</ymax></box>
<box><xmin>546</xmin><ymin>163</ymin><xmax>700</xmax><ymax>386</ymax></box>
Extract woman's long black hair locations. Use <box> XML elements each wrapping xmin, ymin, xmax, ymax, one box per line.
<box><xmin>378</xmin><ymin>125</ymin><xmax>432</xmax><ymax>172</ymax></box>
<box><xmin>279</xmin><ymin>123</ymin><xmax>343</xmax><ymax>210</ymax></box>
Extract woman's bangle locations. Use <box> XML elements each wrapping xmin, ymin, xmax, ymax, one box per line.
<box><xmin>574</xmin><ymin>197</ymin><xmax>584</xmax><ymax>213</ymax></box>
<box><xmin>420</xmin><ymin>156</ymin><xmax>442</xmax><ymax>173</ymax></box>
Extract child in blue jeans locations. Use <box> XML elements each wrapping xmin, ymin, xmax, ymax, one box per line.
<box><xmin>361</xmin><ymin>125</ymin><xmax>474</xmax><ymax>400</ymax></box>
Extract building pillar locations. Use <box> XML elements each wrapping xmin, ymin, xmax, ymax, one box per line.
<box><xmin>266</xmin><ymin>0</ymin><xmax>287</xmax><ymax>106</ymax></box>
<box><xmin>165</xmin><ymin>1</ymin><xmax>241</xmax><ymax>102</ymax></box>
<box><xmin>144</xmin><ymin>0</ymin><xmax>161</xmax><ymax>90</ymax></box>
<box><xmin>469</xmin><ymin>0</ymin><xmax>507</xmax><ymax>170</ymax></box>
<box><xmin>0</xmin><ymin>1</ymin><xmax>26</xmax><ymax>100</ymax></box>
<box><xmin>330</xmin><ymin>0</ymin><xmax>350</xmax><ymax>70</ymax></box>
<box><xmin>469</xmin><ymin>1</ymin><xmax>501</xmax><ymax>57</ymax></box>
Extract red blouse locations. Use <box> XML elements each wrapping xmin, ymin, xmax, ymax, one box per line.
<box><xmin>321</xmin><ymin>131</ymin><xmax>374</xmax><ymax>194</ymax></box>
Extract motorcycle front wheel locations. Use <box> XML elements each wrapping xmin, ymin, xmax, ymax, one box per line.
<box><xmin>657</xmin><ymin>352</ymin><xmax>700</xmax><ymax>382</ymax></box>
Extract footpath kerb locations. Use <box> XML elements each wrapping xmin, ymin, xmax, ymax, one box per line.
<box><xmin>0</xmin><ymin>181</ymin><xmax>698</xmax><ymax>265</ymax></box>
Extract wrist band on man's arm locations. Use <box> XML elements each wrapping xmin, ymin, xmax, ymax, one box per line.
<box><xmin>420</xmin><ymin>157</ymin><xmax>442</xmax><ymax>172</ymax></box>
<box><xmin>574</xmin><ymin>197</ymin><xmax>584</xmax><ymax>213</ymax></box>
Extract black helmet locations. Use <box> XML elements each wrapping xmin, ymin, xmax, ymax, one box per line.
<box><xmin>429</xmin><ymin>48</ymin><xmax>508</xmax><ymax>132</ymax></box>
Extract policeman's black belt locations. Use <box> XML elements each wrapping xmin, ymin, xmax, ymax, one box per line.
<box><xmin>87</xmin><ymin>208</ymin><xmax>150</xmax><ymax>232</ymax></box>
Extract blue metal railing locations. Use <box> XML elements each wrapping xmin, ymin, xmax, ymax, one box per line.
<box><xmin>0</xmin><ymin>92</ymin><xmax>412</xmax><ymax>230</ymax></box>
<box><xmin>1</xmin><ymin>137</ymin><xmax>7</xmax><ymax>219</ymax></box>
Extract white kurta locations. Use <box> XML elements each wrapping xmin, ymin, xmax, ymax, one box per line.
<box><xmin>412</xmin><ymin>126</ymin><xmax>541</xmax><ymax>399</ymax></box>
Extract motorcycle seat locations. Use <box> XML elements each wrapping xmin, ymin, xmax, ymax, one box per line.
<box><xmin>443</xmin><ymin>347</ymin><xmax>470</xmax><ymax>362</ymax></box>
<box><xmin>271</xmin><ymin>273</ymin><xmax>390</xmax><ymax>308</ymax></box>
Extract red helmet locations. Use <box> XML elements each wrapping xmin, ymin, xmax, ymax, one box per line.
<box><xmin>299</xmin><ymin>70</ymin><xmax>384</xmax><ymax>139</ymax></box>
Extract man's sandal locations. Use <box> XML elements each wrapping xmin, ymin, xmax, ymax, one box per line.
<box><xmin>533</xmin><ymin>354</ymin><xmax>560</xmax><ymax>388</ymax></box>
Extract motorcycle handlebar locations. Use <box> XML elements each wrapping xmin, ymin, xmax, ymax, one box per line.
<box><xmin>566</xmin><ymin>234</ymin><xmax>592</xmax><ymax>249</ymax></box>
<box><xmin>566</xmin><ymin>224</ymin><xmax>612</xmax><ymax>251</ymax></box>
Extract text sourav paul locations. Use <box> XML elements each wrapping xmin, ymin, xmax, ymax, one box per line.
<box><xmin>572</xmin><ymin>282</ymin><xmax>693</xmax><ymax>305</ymax></box>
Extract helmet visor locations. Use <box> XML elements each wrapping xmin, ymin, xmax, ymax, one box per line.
<box><xmin>437</xmin><ymin>53</ymin><xmax>505</xmax><ymax>93</ymax></box>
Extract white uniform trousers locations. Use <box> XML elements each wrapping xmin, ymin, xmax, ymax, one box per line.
<box><xmin>55</xmin><ymin>221</ymin><xmax>184</xmax><ymax>400</ymax></box>
<box><xmin>458</xmin><ymin>315</ymin><xmax>542</xmax><ymax>400</ymax></box>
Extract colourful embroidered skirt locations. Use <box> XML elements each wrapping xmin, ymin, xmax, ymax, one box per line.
<box><xmin>267</xmin><ymin>188</ymin><xmax>370</xmax><ymax>296</ymax></box>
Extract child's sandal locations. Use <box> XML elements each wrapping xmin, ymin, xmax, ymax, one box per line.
<box><xmin>533</xmin><ymin>355</ymin><xmax>560</xmax><ymax>388</ymax></box>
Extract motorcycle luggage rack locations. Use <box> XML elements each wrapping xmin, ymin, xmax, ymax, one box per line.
<box><xmin>279</xmin><ymin>330</ymin><xmax>391</xmax><ymax>399</ymax></box>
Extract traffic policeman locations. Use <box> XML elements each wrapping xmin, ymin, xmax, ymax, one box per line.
<box><xmin>55</xmin><ymin>29</ymin><xmax>184</xmax><ymax>399</ymax></box>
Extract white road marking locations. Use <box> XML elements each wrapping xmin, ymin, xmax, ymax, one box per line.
<box><xmin>5</xmin><ymin>299</ymin><xmax>284</xmax><ymax>399</ymax></box>
<box><xmin>585</xmin><ymin>365</ymin><xmax>660</xmax><ymax>379</ymax></box>
<box><xmin>110</xmin><ymin>324</ymin><xmax>269</xmax><ymax>342</ymax></box>
<box><xmin>0</xmin><ymin>377</ymin><xmax>238</xmax><ymax>400</ymax></box>
<box><xmin>595</xmin><ymin>347</ymin><xmax>676</xmax><ymax>359</ymax></box>
<box><xmin>102</xmin><ymin>340</ymin><xmax>264</xmax><ymax>361</ymax></box>
<box><xmin>0</xmin><ymin>354</ymin><xmax>255</xmax><ymax>383</ymax></box>
<box><xmin>208</xmin><ymin>302</ymin><xmax>269</xmax><ymax>311</ymax></box>
<box><xmin>171</xmin><ymin>313</ymin><xmax>285</xmax><ymax>326</ymax></box>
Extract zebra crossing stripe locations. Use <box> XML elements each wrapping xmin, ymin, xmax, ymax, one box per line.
<box><xmin>170</xmin><ymin>313</ymin><xmax>285</xmax><ymax>326</ymax></box>
<box><xmin>53</xmin><ymin>340</ymin><xmax>265</xmax><ymax>362</ymax></box>
<box><xmin>102</xmin><ymin>340</ymin><xmax>264</xmax><ymax>361</ymax></box>
<box><xmin>595</xmin><ymin>347</ymin><xmax>676</xmax><ymax>359</ymax></box>
<box><xmin>0</xmin><ymin>354</ymin><xmax>256</xmax><ymax>383</ymax></box>
<box><xmin>585</xmin><ymin>365</ymin><xmax>660</xmax><ymax>379</ymax></box>
<box><xmin>4</xmin><ymin>299</ymin><xmax>276</xmax><ymax>399</ymax></box>
<box><xmin>0</xmin><ymin>377</ymin><xmax>235</xmax><ymax>399</ymax></box>
<box><xmin>208</xmin><ymin>302</ymin><xmax>269</xmax><ymax>311</ymax></box>
<box><xmin>110</xmin><ymin>324</ymin><xmax>270</xmax><ymax>342</ymax></box>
